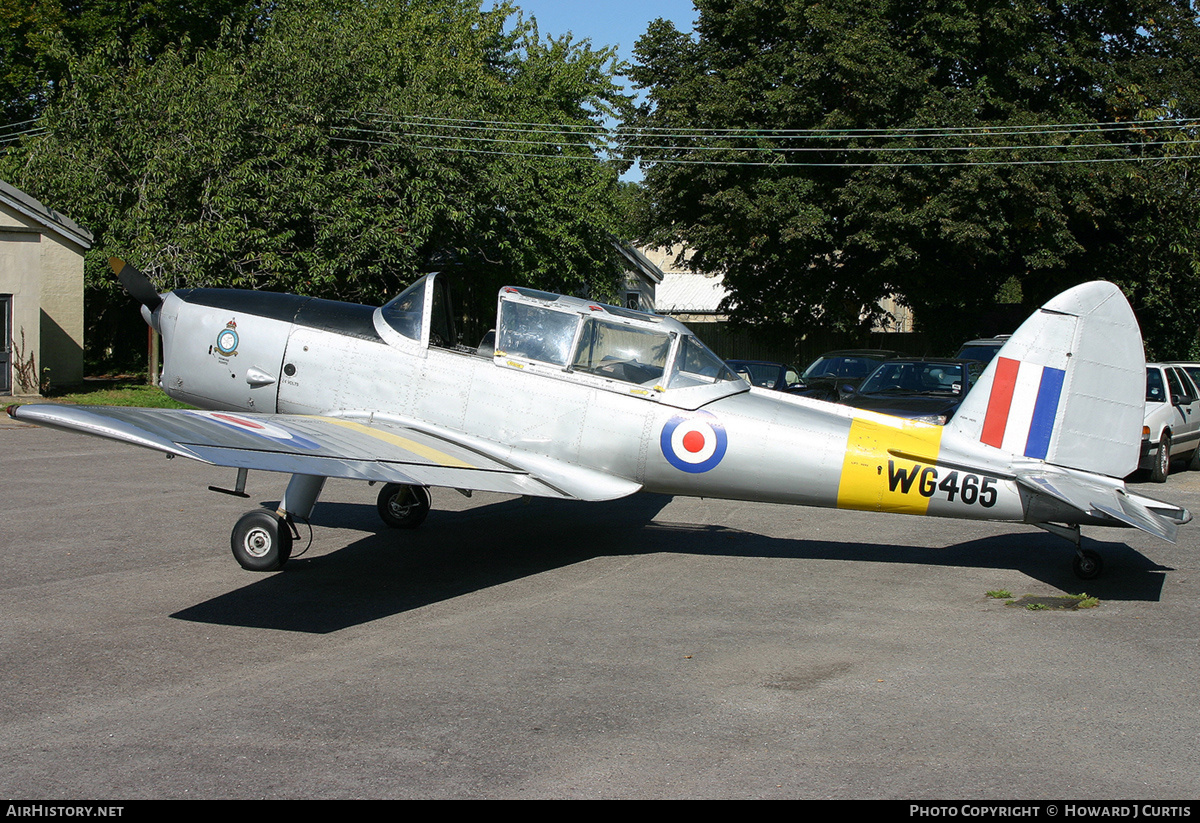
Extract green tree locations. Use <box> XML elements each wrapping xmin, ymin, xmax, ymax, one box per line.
<box><xmin>6</xmin><ymin>0</ymin><xmax>631</xmax><ymax>369</ymax></box>
<box><xmin>625</xmin><ymin>0</ymin><xmax>1200</xmax><ymax>357</ymax></box>
<box><xmin>1</xmin><ymin>0</ymin><xmax>260</xmax><ymax>123</ymax></box>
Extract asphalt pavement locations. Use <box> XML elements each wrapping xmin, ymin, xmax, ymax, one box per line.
<box><xmin>1</xmin><ymin>418</ymin><xmax>1198</xmax><ymax>799</ymax></box>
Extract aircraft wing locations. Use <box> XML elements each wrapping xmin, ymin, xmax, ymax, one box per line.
<box><xmin>7</xmin><ymin>404</ymin><xmax>640</xmax><ymax>502</ymax></box>
<box><xmin>1015</xmin><ymin>467</ymin><xmax>1187</xmax><ymax>542</ymax></box>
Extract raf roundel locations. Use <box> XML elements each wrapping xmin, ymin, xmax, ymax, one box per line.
<box><xmin>660</xmin><ymin>411</ymin><xmax>728</xmax><ymax>473</ymax></box>
<box><xmin>188</xmin><ymin>410</ymin><xmax>322</xmax><ymax>450</ymax></box>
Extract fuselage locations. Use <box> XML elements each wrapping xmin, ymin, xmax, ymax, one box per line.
<box><xmin>149</xmin><ymin>279</ymin><xmax>1056</xmax><ymax>528</ymax></box>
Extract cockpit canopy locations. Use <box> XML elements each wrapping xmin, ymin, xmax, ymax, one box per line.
<box><xmin>376</xmin><ymin>275</ymin><xmax>747</xmax><ymax>406</ymax></box>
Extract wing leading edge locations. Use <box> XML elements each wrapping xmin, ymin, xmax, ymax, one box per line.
<box><xmin>7</xmin><ymin>404</ymin><xmax>640</xmax><ymax>503</ymax></box>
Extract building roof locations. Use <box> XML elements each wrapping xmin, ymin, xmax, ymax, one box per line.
<box><xmin>612</xmin><ymin>239</ymin><xmax>664</xmax><ymax>284</ymax></box>
<box><xmin>0</xmin><ymin>179</ymin><xmax>93</xmax><ymax>249</ymax></box>
<box><xmin>655</xmin><ymin>271</ymin><xmax>729</xmax><ymax>314</ymax></box>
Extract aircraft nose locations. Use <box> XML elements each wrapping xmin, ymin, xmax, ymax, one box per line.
<box><xmin>140</xmin><ymin>303</ymin><xmax>161</xmax><ymax>332</ymax></box>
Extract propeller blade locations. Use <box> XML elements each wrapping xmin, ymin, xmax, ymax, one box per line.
<box><xmin>110</xmin><ymin>258</ymin><xmax>162</xmax><ymax>311</ymax></box>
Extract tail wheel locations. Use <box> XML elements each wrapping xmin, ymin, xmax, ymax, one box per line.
<box><xmin>1073</xmin><ymin>548</ymin><xmax>1103</xmax><ymax>580</ymax></box>
<box><xmin>377</xmin><ymin>483</ymin><xmax>431</xmax><ymax>529</ymax></box>
<box><xmin>231</xmin><ymin>510</ymin><xmax>293</xmax><ymax>571</ymax></box>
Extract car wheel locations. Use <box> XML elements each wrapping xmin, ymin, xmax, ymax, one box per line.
<box><xmin>1151</xmin><ymin>434</ymin><xmax>1171</xmax><ymax>483</ymax></box>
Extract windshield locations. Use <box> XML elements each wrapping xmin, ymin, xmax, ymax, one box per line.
<box><xmin>860</xmin><ymin>362</ymin><xmax>969</xmax><ymax>395</ymax></box>
<box><xmin>1147</xmin><ymin>368</ymin><xmax>1165</xmax><ymax>402</ymax></box>
<box><xmin>955</xmin><ymin>344</ymin><xmax>1001</xmax><ymax>363</ymax></box>
<box><xmin>802</xmin><ymin>355</ymin><xmax>883</xmax><ymax>380</ymax></box>
<box><xmin>668</xmin><ymin>337</ymin><xmax>741</xmax><ymax>389</ymax></box>
<box><xmin>732</xmin><ymin>362</ymin><xmax>782</xmax><ymax>388</ymax></box>
<box><xmin>379</xmin><ymin>277</ymin><xmax>426</xmax><ymax>341</ymax></box>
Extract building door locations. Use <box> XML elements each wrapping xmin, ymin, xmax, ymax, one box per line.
<box><xmin>1</xmin><ymin>294</ymin><xmax>10</xmax><ymax>394</ymax></box>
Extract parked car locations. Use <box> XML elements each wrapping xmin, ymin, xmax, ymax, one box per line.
<box><xmin>797</xmin><ymin>349</ymin><xmax>901</xmax><ymax>402</ymax></box>
<box><xmin>954</xmin><ymin>335</ymin><xmax>1011</xmax><ymax>365</ymax></box>
<box><xmin>726</xmin><ymin>360</ymin><xmax>805</xmax><ymax>393</ymax></box>
<box><xmin>1140</xmin><ymin>363</ymin><xmax>1200</xmax><ymax>482</ymax></box>
<box><xmin>839</xmin><ymin>358</ymin><xmax>985</xmax><ymax>425</ymax></box>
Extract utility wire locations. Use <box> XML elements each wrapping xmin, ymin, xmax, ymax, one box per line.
<box><xmin>334</xmin><ymin>112</ymin><xmax>1200</xmax><ymax>166</ymax></box>
<box><xmin>333</xmin><ymin>134</ymin><xmax>1200</xmax><ymax>167</ymax></box>
<box><xmin>8</xmin><ymin>110</ymin><xmax>1198</xmax><ymax>167</ymax></box>
<box><xmin>335</xmin><ymin>122</ymin><xmax>1198</xmax><ymax>155</ymax></box>
<box><xmin>350</xmin><ymin>110</ymin><xmax>1200</xmax><ymax>140</ymax></box>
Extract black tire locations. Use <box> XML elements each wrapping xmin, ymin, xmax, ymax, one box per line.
<box><xmin>1151</xmin><ymin>434</ymin><xmax>1171</xmax><ymax>483</ymax></box>
<box><xmin>231</xmin><ymin>510</ymin><xmax>293</xmax><ymax>571</ymax></box>
<box><xmin>377</xmin><ymin>483</ymin><xmax>431</xmax><ymax>529</ymax></box>
<box><xmin>1073</xmin><ymin>549</ymin><xmax>1103</xmax><ymax>581</ymax></box>
<box><xmin>1188</xmin><ymin>446</ymin><xmax>1200</xmax><ymax>472</ymax></box>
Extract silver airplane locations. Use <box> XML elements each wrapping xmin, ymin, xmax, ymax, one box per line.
<box><xmin>7</xmin><ymin>259</ymin><xmax>1190</xmax><ymax>578</ymax></box>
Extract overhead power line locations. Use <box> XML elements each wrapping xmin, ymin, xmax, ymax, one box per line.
<box><xmin>7</xmin><ymin>111</ymin><xmax>1198</xmax><ymax>168</ymax></box>
<box><xmin>349</xmin><ymin>110</ymin><xmax>1199</xmax><ymax>138</ymax></box>
<box><xmin>331</xmin><ymin>112</ymin><xmax>1200</xmax><ymax>167</ymax></box>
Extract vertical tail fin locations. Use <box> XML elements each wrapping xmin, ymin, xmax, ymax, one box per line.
<box><xmin>948</xmin><ymin>281</ymin><xmax>1145</xmax><ymax>479</ymax></box>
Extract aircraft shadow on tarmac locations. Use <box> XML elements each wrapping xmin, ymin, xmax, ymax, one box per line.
<box><xmin>171</xmin><ymin>493</ymin><xmax>1171</xmax><ymax>633</ymax></box>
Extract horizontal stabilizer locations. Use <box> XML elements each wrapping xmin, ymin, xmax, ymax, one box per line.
<box><xmin>1016</xmin><ymin>468</ymin><xmax>1181</xmax><ymax>543</ymax></box>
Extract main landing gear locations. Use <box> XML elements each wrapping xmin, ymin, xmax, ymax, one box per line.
<box><xmin>226</xmin><ymin>475</ymin><xmax>432</xmax><ymax>571</ymax></box>
<box><xmin>376</xmin><ymin>483</ymin><xmax>431</xmax><ymax>529</ymax></box>
<box><xmin>1034</xmin><ymin>522</ymin><xmax>1104</xmax><ymax>580</ymax></box>
<box><xmin>231</xmin><ymin>509</ymin><xmax>295</xmax><ymax>572</ymax></box>
<box><xmin>229</xmin><ymin>473</ymin><xmax>325</xmax><ymax>572</ymax></box>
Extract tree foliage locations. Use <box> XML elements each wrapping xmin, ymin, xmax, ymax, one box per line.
<box><xmin>0</xmin><ymin>0</ymin><xmax>259</xmax><ymax>123</ymax></box>
<box><xmin>5</xmin><ymin>0</ymin><xmax>631</xmax><ymax>369</ymax></box>
<box><xmin>625</xmin><ymin>0</ymin><xmax>1200</xmax><ymax>357</ymax></box>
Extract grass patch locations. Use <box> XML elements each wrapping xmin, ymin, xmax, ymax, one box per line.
<box><xmin>987</xmin><ymin>590</ymin><xmax>1099</xmax><ymax>610</ymax></box>
<box><xmin>1004</xmin><ymin>593</ymin><xmax>1101</xmax><ymax>611</ymax></box>
<box><xmin>46</xmin><ymin>378</ymin><xmax>193</xmax><ymax>409</ymax></box>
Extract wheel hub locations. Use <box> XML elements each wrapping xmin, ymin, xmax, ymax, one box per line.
<box><xmin>243</xmin><ymin>527</ymin><xmax>272</xmax><ymax>558</ymax></box>
<box><xmin>388</xmin><ymin>491</ymin><xmax>414</xmax><ymax>517</ymax></box>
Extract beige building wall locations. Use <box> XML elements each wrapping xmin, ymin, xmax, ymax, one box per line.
<box><xmin>0</xmin><ymin>187</ymin><xmax>89</xmax><ymax>394</ymax></box>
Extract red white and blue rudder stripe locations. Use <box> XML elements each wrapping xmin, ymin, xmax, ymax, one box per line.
<box><xmin>979</xmin><ymin>357</ymin><xmax>1067</xmax><ymax>460</ymax></box>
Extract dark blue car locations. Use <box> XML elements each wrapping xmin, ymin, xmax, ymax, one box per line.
<box><xmin>839</xmin><ymin>358</ymin><xmax>985</xmax><ymax>425</ymax></box>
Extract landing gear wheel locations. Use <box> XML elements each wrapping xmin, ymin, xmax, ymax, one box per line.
<box><xmin>377</xmin><ymin>483</ymin><xmax>431</xmax><ymax>529</ymax></box>
<box><xmin>1073</xmin><ymin>548</ymin><xmax>1103</xmax><ymax>581</ymax></box>
<box><xmin>231</xmin><ymin>510</ymin><xmax>293</xmax><ymax>571</ymax></box>
<box><xmin>1151</xmin><ymin>435</ymin><xmax>1171</xmax><ymax>483</ymax></box>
